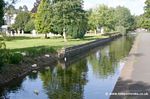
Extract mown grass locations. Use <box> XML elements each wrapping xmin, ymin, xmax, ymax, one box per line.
<box><xmin>4</xmin><ymin>35</ymin><xmax>108</xmax><ymax>50</ymax></box>
<box><xmin>0</xmin><ymin>35</ymin><xmax>108</xmax><ymax>64</ymax></box>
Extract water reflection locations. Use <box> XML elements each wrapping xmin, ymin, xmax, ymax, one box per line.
<box><xmin>0</xmin><ymin>36</ymin><xmax>135</xmax><ymax>99</ymax></box>
<box><xmin>88</xmin><ymin>36</ymin><xmax>134</xmax><ymax>79</ymax></box>
<box><xmin>40</xmin><ymin>58</ymin><xmax>88</xmax><ymax>99</ymax></box>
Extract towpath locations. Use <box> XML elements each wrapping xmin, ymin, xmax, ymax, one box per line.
<box><xmin>110</xmin><ymin>32</ymin><xmax>150</xmax><ymax>99</ymax></box>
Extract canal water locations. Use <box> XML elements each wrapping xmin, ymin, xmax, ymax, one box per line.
<box><xmin>0</xmin><ymin>35</ymin><xmax>135</xmax><ymax>99</ymax></box>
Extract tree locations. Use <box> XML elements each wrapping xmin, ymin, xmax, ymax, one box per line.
<box><xmin>35</xmin><ymin>0</ymin><xmax>88</xmax><ymax>40</ymax></box>
<box><xmin>52</xmin><ymin>0</ymin><xmax>88</xmax><ymax>40</ymax></box>
<box><xmin>13</xmin><ymin>12</ymin><xmax>31</xmax><ymax>30</ymax></box>
<box><xmin>35</xmin><ymin>0</ymin><xmax>52</xmax><ymax>38</ymax></box>
<box><xmin>0</xmin><ymin>0</ymin><xmax>5</xmax><ymax>26</ymax></box>
<box><xmin>140</xmin><ymin>0</ymin><xmax>150</xmax><ymax>30</ymax></box>
<box><xmin>114</xmin><ymin>6</ymin><xmax>134</xmax><ymax>34</ymax></box>
<box><xmin>24</xmin><ymin>19</ymin><xmax>35</xmax><ymax>32</ymax></box>
<box><xmin>88</xmin><ymin>5</ymin><xmax>116</xmax><ymax>34</ymax></box>
<box><xmin>22</xmin><ymin>5</ymin><xmax>28</xmax><ymax>12</ymax></box>
<box><xmin>88</xmin><ymin>9</ymin><xmax>99</xmax><ymax>34</ymax></box>
<box><xmin>144</xmin><ymin>0</ymin><xmax>150</xmax><ymax>18</ymax></box>
<box><xmin>31</xmin><ymin>0</ymin><xmax>41</xmax><ymax>13</ymax></box>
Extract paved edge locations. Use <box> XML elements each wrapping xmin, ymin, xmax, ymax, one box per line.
<box><xmin>119</xmin><ymin>34</ymin><xmax>141</xmax><ymax>80</ymax></box>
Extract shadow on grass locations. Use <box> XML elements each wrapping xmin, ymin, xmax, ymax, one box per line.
<box><xmin>110</xmin><ymin>78</ymin><xmax>150</xmax><ymax>99</ymax></box>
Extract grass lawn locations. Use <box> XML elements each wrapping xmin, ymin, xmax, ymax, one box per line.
<box><xmin>5</xmin><ymin>35</ymin><xmax>108</xmax><ymax>50</ymax></box>
<box><xmin>0</xmin><ymin>35</ymin><xmax>109</xmax><ymax>57</ymax></box>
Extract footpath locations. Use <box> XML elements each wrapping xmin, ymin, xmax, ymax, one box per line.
<box><xmin>110</xmin><ymin>33</ymin><xmax>150</xmax><ymax>99</ymax></box>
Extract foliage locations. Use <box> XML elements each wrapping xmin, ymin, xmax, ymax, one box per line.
<box><xmin>9</xmin><ymin>52</ymin><xmax>23</xmax><ymax>64</ymax></box>
<box><xmin>35</xmin><ymin>0</ymin><xmax>88</xmax><ymax>39</ymax></box>
<box><xmin>144</xmin><ymin>0</ymin><xmax>150</xmax><ymax>18</ymax></box>
<box><xmin>31</xmin><ymin>0</ymin><xmax>41</xmax><ymax>13</ymax></box>
<box><xmin>24</xmin><ymin>19</ymin><xmax>35</xmax><ymax>32</ymax></box>
<box><xmin>114</xmin><ymin>6</ymin><xmax>134</xmax><ymax>32</ymax></box>
<box><xmin>87</xmin><ymin>9</ymin><xmax>99</xmax><ymax>31</ymax></box>
<box><xmin>0</xmin><ymin>41</ymin><xmax>6</xmax><ymax>49</ymax></box>
<box><xmin>0</xmin><ymin>0</ymin><xmax>5</xmax><ymax>26</ymax></box>
<box><xmin>115</xmin><ymin>26</ymin><xmax>126</xmax><ymax>35</ymax></box>
<box><xmin>52</xmin><ymin>0</ymin><xmax>88</xmax><ymax>38</ymax></box>
<box><xmin>35</xmin><ymin>0</ymin><xmax>52</xmax><ymax>34</ymax></box>
<box><xmin>13</xmin><ymin>12</ymin><xmax>31</xmax><ymax>30</ymax></box>
<box><xmin>24</xmin><ymin>47</ymin><xmax>56</xmax><ymax>57</ymax></box>
<box><xmin>88</xmin><ymin>5</ymin><xmax>134</xmax><ymax>33</ymax></box>
<box><xmin>97</xmin><ymin>5</ymin><xmax>115</xmax><ymax>31</ymax></box>
<box><xmin>0</xmin><ymin>49</ymin><xmax>23</xmax><ymax>67</ymax></box>
<box><xmin>4</xmin><ymin>4</ymin><xmax>16</xmax><ymax>15</ymax></box>
<box><xmin>138</xmin><ymin>0</ymin><xmax>150</xmax><ymax>30</ymax></box>
<box><xmin>0</xmin><ymin>49</ymin><xmax>10</xmax><ymax>67</ymax></box>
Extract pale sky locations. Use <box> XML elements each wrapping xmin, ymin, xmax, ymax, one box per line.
<box><xmin>8</xmin><ymin>0</ymin><xmax>146</xmax><ymax>15</ymax></box>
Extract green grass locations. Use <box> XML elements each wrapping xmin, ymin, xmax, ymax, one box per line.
<box><xmin>0</xmin><ymin>35</ymin><xmax>109</xmax><ymax>58</ymax></box>
<box><xmin>5</xmin><ymin>35</ymin><xmax>108</xmax><ymax>50</ymax></box>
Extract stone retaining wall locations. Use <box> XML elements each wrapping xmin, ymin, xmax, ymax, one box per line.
<box><xmin>58</xmin><ymin>34</ymin><xmax>122</xmax><ymax>60</ymax></box>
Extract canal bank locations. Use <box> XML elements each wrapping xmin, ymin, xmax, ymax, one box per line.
<box><xmin>58</xmin><ymin>34</ymin><xmax>122</xmax><ymax>60</ymax></box>
<box><xmin>0</xmin><ymin>34</ymin><xmax>121</xmax><ymax>87</ymax></box>
<box><xmin>0</xmin><ymin>35</ymin><xmax>135</xmax><ymax>99</ymax></box>
<box><xmin>110</xmin><ymin>32</ymin><xmax>150</xmax><ymax>99</ymax></box>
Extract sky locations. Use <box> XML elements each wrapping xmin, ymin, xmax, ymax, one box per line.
<box><xmin>9</xmin><ymin>0</ymin><xmax>146</xmax><ymax>15</ymax></box>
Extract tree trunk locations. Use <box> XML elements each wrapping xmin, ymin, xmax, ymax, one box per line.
<box><xmin>63</xmin><ymin>28</ymin><xmax>67</xmax><ymax>42</ymax></box>
<box><xmin>45</xmin><ymin>33</ymin><xmax>47</xmax><ymax>39</ymax></box>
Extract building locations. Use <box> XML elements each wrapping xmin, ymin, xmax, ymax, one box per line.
<box><xmin>1</xmin><ymin>13</ymin><xmax>17</xmax><ymax>34</ymax></box>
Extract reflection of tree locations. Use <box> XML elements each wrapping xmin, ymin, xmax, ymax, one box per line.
<box><xmin>88</xmin><ymin>36</ymin><xmax>134</xmax><ymax>78</ymax></box>
<box><xmin>40</xmin><ymin>59</ymin><xmax>88</xmax><ymax>99</ymax></box>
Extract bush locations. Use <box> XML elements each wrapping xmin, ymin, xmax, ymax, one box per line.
<box><xmin>0</xmin><ymin>49</ymin><xmax>23</xmax><ymax>67</ymax></box>
<box><xmin>0</xmin><ymin>49</ymin><xmax>10</xmax><ymax>67</ymax></box>
<box><xmin>9</xmin><ymin>53</ymin><xmax>23</xmax><ymax>64</ymax></box>
<box><xmin>25</xmin><ymin>47</ymin><xmax>56</xmax><ymax>57</ymax></box>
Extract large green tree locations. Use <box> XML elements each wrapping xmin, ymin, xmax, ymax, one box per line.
<box><xmin>0</xmin><ymin>0</ymin><xmax>5</xmax><ymax>26</ymax></box>
<box><xmin>88</xmin><ymin>5</ymin><xmax>116</xmax><ymax>34</ymax></box>
<box><xmin>145</xmin><ymin>0</ymin><xmax>150</xmax><ymax>18</ymax></box>
<box><xmin>52</xmin><ymin>0</ymin><xmax>88</xmax><ymax>40</ymax></box>
<box><xmin>88</xmin><ymin>9</ymin><xmax>99</xmax><ymax>34</ymax></box>
<box><xmin>35</xmin><ymin>0</ymin><xmax>52</xmax><ymax>37</ymax></box>
<box><xmin>114</xmin><ymin>6</ymin><xmax>134</xmax><ymax>34</ymax></box>
<box><xmin>13</xmin><ymin>12</ymin><xmax>31</xmax><ymax>30</ymax></box>
<box><xmin>35</xmin><ymin>0</ymin><xmax>88</xmax><ymax>40</ymax></box>
<box><xmin>97</xmin><ymin>5</ymin><xmax>115</xmax><ymax>32</ymax></box>
<box><xmin>139</xmin><ymin>0</ymin><xmax>150</xmax><ymax>30</ymax></box>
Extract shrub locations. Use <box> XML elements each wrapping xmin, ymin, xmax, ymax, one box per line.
<box><xmin>25</xmin><ymin>47</ymin><xmax>56</xmax><ymax>57</ymax></box>
<box><xmin>0</xmin><ymin>49</ymin><xmax>10</xmax><ymax>67</ymax></box>
<box><xmin>9</xmin><ymin>53</ymin><xmax>23</xmax><ymax>64</ymax></box>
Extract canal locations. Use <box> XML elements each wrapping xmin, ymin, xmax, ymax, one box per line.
<box><xmin>0</xmin><ymin>35</ymin><xmax>135</xmax><ymax>99</ymax></box>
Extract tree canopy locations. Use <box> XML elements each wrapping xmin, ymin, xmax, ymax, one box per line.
<box><xmin>35</xmin><ymin>0</ymin><xmax>52</xmax><ymax>34</ymax></box>
<box><xmin>88</xmin><ymin>5</ymin><xmax>134</xmax><ymax>34</ymax></box>
<box><xmin>13</xmin><ymin>12</ymin><xmax>31</xmax><ymax>30</ymax></box>
<box><xmin>35</xmin><ymin>0</ymin><xmax>88</xmax><ymax>39</ymax></box>
<box><xmin>0</xmin><ymin>0</ymin><xmax>5</xmax><ymax>26</ymax></box>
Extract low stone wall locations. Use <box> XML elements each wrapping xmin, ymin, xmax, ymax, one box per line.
<box><xmin>59</xmin><ymin>34</ymin><xmax>122</xmax><ymax>60</ymax></box>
